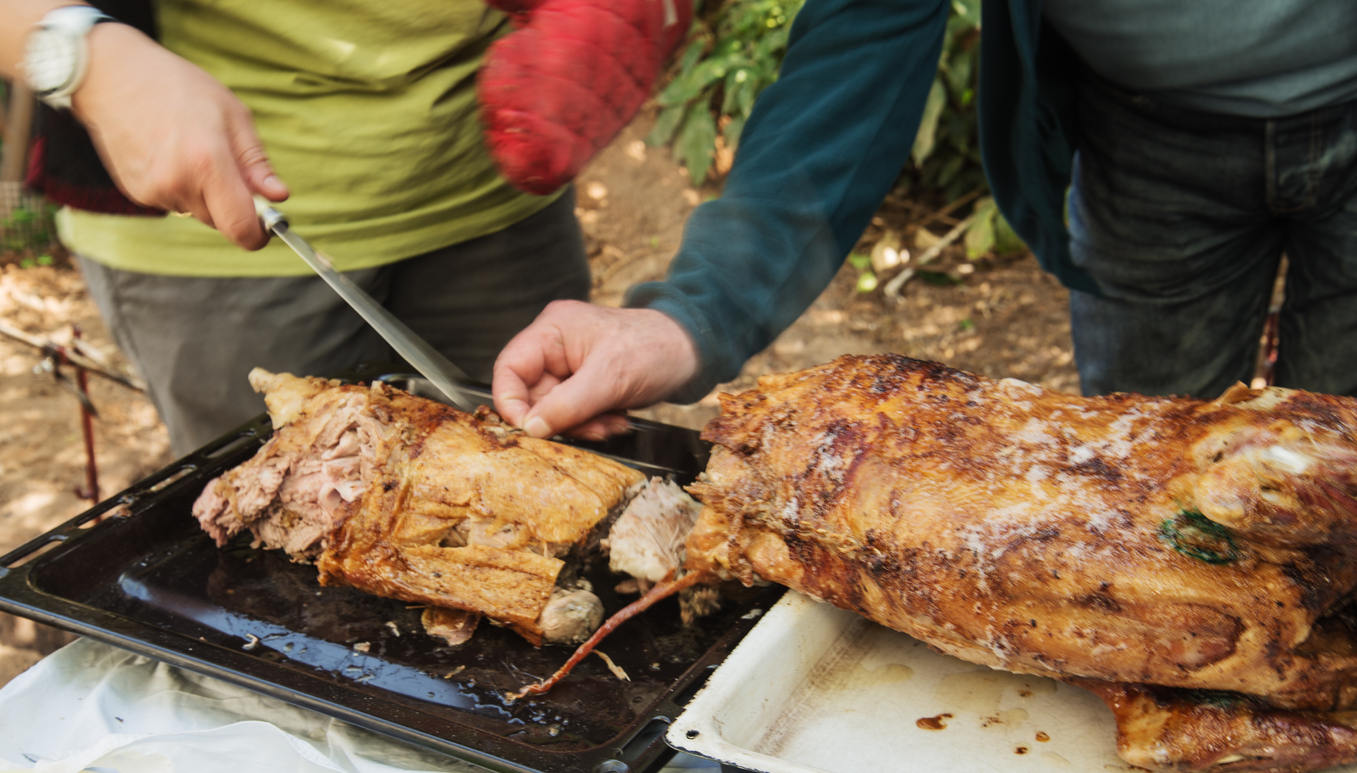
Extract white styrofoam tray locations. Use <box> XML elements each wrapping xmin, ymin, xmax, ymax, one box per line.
<box><xmin>668</xmin><ymin>590</ymin><xmax>1136</xmax><ymax>773</ymax></box>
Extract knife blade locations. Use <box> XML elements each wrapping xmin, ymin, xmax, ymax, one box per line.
<box><xmin>253</xmin><ymin>197</ymin><xmax>480</xmax><ymax>413</ymax></box>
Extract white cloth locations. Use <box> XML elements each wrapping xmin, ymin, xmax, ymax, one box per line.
<box><xmin>0</xmin><ymin>638</ymin><xmax>719</xmax><ymax>773</ymax></box>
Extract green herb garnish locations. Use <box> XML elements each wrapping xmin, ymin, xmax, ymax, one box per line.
<box><xmin>1160</xmin><ymin>509</ymin><xmax>1238</xmax><ymax>564</ymax></box>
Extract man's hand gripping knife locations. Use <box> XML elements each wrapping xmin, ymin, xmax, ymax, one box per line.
<box><xmin>5</xmin><ymin>1</ymin><xmax>288</xmax><ymax>250</ymax></box>
<box><xmin>478</xmin><ymin>0</ymin><xmax>693</xmax><ymax>194</ymax></box>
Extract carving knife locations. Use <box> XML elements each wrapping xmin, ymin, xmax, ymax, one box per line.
<box><xmin>253</xmin><ymin>197</ymin><xmax>479</xmax><ymax>413</ymax></box>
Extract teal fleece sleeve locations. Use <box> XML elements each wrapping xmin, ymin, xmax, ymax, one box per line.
<box><xmin>625</xmin><ymin>0</ymin><xmax>950</xmax><ymax>402</ymax></box>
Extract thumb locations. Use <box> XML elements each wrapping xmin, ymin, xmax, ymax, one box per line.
<box><xmin>520</xmin><ymin>364</ymin><xmax>622</xmax><ymax>439</ymax></box>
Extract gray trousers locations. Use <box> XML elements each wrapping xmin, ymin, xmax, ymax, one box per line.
<box><xmin>80</xmin><ymin>190</ymin><xmax>589</xmax><ymax>456</ymax></box>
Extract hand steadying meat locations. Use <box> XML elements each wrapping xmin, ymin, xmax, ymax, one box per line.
<box><xmin>492</xmin><ymin>301</ymin><xmax>699</xmax><ymax>439</ymax></box>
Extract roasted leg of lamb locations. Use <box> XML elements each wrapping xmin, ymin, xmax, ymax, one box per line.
<box><xmin>192</xmin><ymin>369</ymin><xmax>664</xmax><ymax>646</ymax></box>
<box><xmin>681</xmin><ymin>354</ymin><xmax>1357</xmax><ymax>772</ymax></box>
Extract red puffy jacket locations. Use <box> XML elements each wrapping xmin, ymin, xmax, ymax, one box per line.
<box><xmin>478</xmin><ymin>0</ymin><xmax>692</xmax><ymax>195</ymax></box>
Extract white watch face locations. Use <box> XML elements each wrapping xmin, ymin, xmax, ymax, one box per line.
<box><xmin>23</xmin><ymin>28</ymin><xmax>80</xmax><ymax>95</ymax></box>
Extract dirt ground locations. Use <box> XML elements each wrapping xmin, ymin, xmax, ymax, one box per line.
<box><xmin>0</xmin><ymin>112</ymin><xmax>1076</xmax><ymax>686</ymax></box>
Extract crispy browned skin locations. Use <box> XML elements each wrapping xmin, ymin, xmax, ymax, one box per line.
<box><xmin>686</xmin><ymin>354</ymin><xmax>1357</xmax><ymax>770</ymax></box>
<box><xmin>201</xmin><ymin>373</ymin><xmax>643</xmax><ymax>645</ymax></box>
<box><xmin>314</xmin><ymin>383</ymin><xmax>642</xmax><ymax>643</ymax></box>
<box><xmin>1075</xmin><ymin>679</ymin><xmax>1357</xmax><ymax>773</ymax></box>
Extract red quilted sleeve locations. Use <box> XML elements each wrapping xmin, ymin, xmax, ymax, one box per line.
<box><xmin>479</xmin><ymin>0</ymin><xmax>693</xmax><ymax>195</ymax></box>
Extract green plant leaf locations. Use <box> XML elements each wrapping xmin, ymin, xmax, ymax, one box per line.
<box><xmin>721</xmin><ymin>65</ymin><xmax>755</xmax><ymax>115</ymax></box>
<box><xmin>732</xmin><ymin>74</ymin><xmax>759</xmax><ymax>117</ymax></box>
<box><xmin>945</xmin><ymin>49</ymin><xmax>973</xmax><ymax>97</ymax></box>
<box><xmin>911</xmin><ymin>79</ymin><xmax>947</xmax><ymax>166</ymax></box>
<box><xmin>847</xmin><ymin>251</ymin><xmax>871</xmax><ymax>270</ymax></box>
<box><xmin>711</xmin><ymin>35</ymin><xmax>744</xmax><ymax>58</ymax></box>
<box><xmin>658</xmin><ymin>57</ymin><xmax>731</xmax><ymax>106</ymax></box>
<box><xmin>678</xmin><ymin>36</ymin><xmax>707</xmax><ymax>74</ymax></box>
<box><xmin>650</xmin><ymin>0</ymin><xmax>803</xmax><ymax>182</ymax></box>
<box><xmin>647</xmin><ymin>104</ymin><xmax>688</xmax><ymax>147</ymax></box>
<box><xmin>993</xmin><ymin>211</ymin><xmax>1027</xmax><ymax>255</ymax></box>
<box><xmin>964</xmin><ymin>216</ymin><xmax>995</xmax><ymax>259</ymax></box>
<box><xmin>723</xmin><ymin>113</ymin><xmax>748</xmax><ymax>151</ymax></box>
<box><xmin>856</xmin><ymin>271</ymin><xmax>878</xmax><ymax>293</ymax></box>
<box><xmin>676</xmin><ymin>107</ymin><xmax>718</xmax><ymax>185</ymax></box>
<box><xmin>953</xmin><ymin>0</ymin><xmax>981</xmax><ymax>23</ymax></box>
<box><xmin>965</xmin><ymin>197</ymin><xmax>998</xmax><ymax>258</ymax></box>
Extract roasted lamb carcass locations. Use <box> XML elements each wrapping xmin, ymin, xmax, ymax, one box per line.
<box><xmin>681</xmin><ymin>354</ymin><xmax>1357</xmax><ymax>772</ymax></box>
<box><xmin>192</xmin><ymin>369</ymin><xmax>657</xmax><ymax>646</ymax></box>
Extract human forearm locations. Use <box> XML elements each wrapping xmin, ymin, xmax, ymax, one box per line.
<box><xmin>628</xmin><ymin>0</ymin><xmax>951</xmax><ymax>396</ymax></box>
<box><xmin>489</xmin><ymin>0</ymin><xmax>954</xmax><ymax>436</ymax></box>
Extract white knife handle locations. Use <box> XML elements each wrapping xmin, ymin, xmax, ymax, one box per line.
<box><xmin>253</xmin><ymin>195</ymin><xmax>288</xmax><ymax>231</ymax></box>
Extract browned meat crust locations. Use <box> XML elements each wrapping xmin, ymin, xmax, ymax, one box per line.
<box><xmin>1076</xmin><ymin>679</ymin><xmax>1357</xmax><ymax>773</ymax></box>
<box><xmin>685</xmin><ymin>354</ymin><xmax>1357</xmax><ymax>772</ymax></box>
<box><xmin>192</xmin><ymin>371</ymin><xmax>643</xmax><ymax>645</ymax></box>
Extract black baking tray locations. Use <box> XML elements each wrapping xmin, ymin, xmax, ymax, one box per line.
<box><xmin>0</xmin><ymin>363</ymin><xmax>781</xmax><ymax>773</ymax></box>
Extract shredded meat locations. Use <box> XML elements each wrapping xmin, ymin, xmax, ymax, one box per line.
<box><xmin>607</xmin><ymin>477</ymin><xmax>704</xmax><ymax>590</ymax></box>
<box><xmin>191</xmin><ymin>369</ymin><xmax>645</xmax><ymax>645</ymax></box>
<box><xmin>421</xmin><ymin>607</ymin><xmax>481</xmax><ymax>647</ymax></box>
<box><xmin>683</xmin><ymin>354</ymin><xmax>1357</xmax><ymax>773</ymax></box>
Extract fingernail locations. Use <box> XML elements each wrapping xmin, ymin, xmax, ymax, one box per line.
<box><xmin>524</xmin><ymin>416</ymin><xmax>551</xmax><ymax>438</ymax></box>
<box><xmin>264</xmin><ymin>174</ymin><xmax>286</xmax><ymax>193</ymax></box>
<box><xmin>581</xmin><ymin>431</ymin><xmax>606</xmax><ymax>442</ymax></box>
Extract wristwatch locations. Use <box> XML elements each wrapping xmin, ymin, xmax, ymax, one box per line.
<box><xmin>21</xmin><ymin>5</ymin><xmax>117</xmax><ymax>111</ymax></box>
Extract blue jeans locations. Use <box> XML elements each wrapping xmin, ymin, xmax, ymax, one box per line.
<box><xmin>1067</xmin><ymin>73</ymin><xmax>1357</xmax><ymax>398</ymax></box>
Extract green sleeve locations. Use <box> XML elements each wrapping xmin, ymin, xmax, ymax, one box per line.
<box><xmin>626</xmin><ymin>0</ymin><xmax>950</xmax><ymax>401</ymax></box>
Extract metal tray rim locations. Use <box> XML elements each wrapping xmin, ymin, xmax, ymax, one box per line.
<box><xmin>0</xmin><ymin>363</ymin><xmax>778</xmax><ymax>773</ymax></box>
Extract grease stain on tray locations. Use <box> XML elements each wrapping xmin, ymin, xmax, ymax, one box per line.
<box><xmin>672</xmin><ymin>598</ymin><xmax>1141</xmax><ymax>773</ymax></box>
<box><xmin>933</xmin><ymin>669</ymin><xmax>1057</xmax><ymax>715</ymax></box>
<box><xmin>980</xmin><ymin>708</ymin><xmax>1029</xmax><ymax>728</ymax></box>
<box><xmin>850</xmin><ymin>662</ymin><xmax>914</xmax><ymax>687</ymax></box>
<box><xmin>916</xmin><ymin>713</ymin><xmax>951</xmax><ymax>730</ymax></box>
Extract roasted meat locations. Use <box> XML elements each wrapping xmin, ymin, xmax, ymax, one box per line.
<box><xmin>606</xmin><ymin>477</ymin><xmax>703</xmax><ymax>591</ymax></box>
<box><xmin>192</xmin><ymin>369</ymin><xmax>645</xmax><ymax>645</ymax></box>
<box><xmin>1076</xmin><ymin>678</ymin><xmax>1357</xmax><ymax>773</ymax></box>
<box><xmin>683</xmin><ymin>354</ymin><xmax>1357</xmax><ymax>772</ymax></box>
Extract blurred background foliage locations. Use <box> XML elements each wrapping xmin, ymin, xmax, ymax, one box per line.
<box><xmin>648</xmin><ymin>0</ymin><xmax>1024</xmax><ymax>262</ymax></box>
<box><xmin>1</xmin><ymin>196</ymin><xmax>59</xmax><ymax>260</ymax></box>
<box><xmin>646</xmin><ymin>0</ymin><xmax>802</xmax><ymax>185</ymax></box>
<box><xmin>0</xmin><ymin>78</ymin><xmax>62</xmax><ymax>264</ymax></box>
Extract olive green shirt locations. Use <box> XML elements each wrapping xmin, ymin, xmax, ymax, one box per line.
<box><xmin>60</xmin><ymin>0</ymin><xmax>561</xmax><ymax>276</ymax></box>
